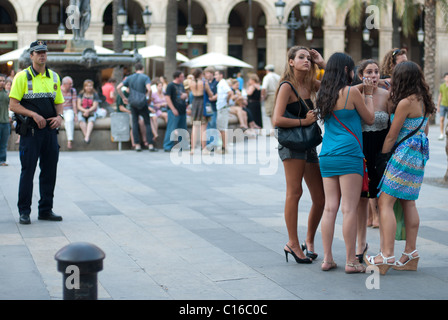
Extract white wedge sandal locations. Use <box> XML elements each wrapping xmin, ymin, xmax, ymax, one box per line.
<box><xmin>392</xmin><ymin>250</ymin><xmax>419</xmax><ymax>271</ymax></box>
<box><xmin>364</xmin><ymin>252</ymin><xmax>395</xmax><ymax>275</ymax></box>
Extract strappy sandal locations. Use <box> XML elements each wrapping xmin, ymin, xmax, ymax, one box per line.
<box><xmin>345</xmin><ymin>261</ymin><xmax>366</xmax><ymax>274</ymax></box>
<box><xmin>356</xmin><ymin>243</ymin><xmax>368</xmax><ymax>263</ymax></box>
<box><xmin>392</xmin><ymin>250</ymin><xmax>419</xmax><ymax>271</ymax></box>
<box><xmin>364</xmin><ymin>252</ymin><xmax>395</xmax><ymax>275</ymax></box>
<box><xmin>302</xmin><ymin>242</ymin><xmax>318</xmax><ymax>260</ymax></box>
<box><xmin>321</xmin><ymin>260</ymin><xmax>337</xmax><ymax>271</ymax></box>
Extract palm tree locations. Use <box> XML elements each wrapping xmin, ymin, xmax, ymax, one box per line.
<box><xmin>164</xmin><ymin>0</ymin><xmax>178</xmax><ymax>82</ymax></box>
<box><xmin>314</xmin><ymin>0</ymin><xmax>447</xmax><ymax>95</ymax></box>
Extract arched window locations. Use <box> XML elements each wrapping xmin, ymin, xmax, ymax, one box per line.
<box><xmin>0</xmin><ymin>3</ymin><xmax>17</xmax><ymax>33</ymax></box>
<box><xmin>37</xmin><ymin>0</ymin><xmax>70</xmax><ymax>35</ymax></box>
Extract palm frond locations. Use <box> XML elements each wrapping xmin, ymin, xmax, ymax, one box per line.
<box><xmin>438</xmin><ymin>0</ymin><xmax>448</xmax><ymax>29</ymax></box>
<box><xmin>400</xmin><ymin>0</ymin><xmax>419</xmax><ymax>37</ymax></box>
<box><xmin>347</xmin><ymin>0</ymin><xmax>365</xmax><ymax>27</ymax></box>
<box><xmin>313</xmin><ymin>0</ymin><xmax>330</xmax><ymax>19</ymax></box>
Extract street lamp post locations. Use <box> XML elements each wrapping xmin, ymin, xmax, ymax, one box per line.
<box><xmin>363</xmin><ymin>27</ymin><xmax>370</xmax><ymax>42</ymax></box>
<box><xmin>117</xmin><ymin>2</ymin><xmax>152</xmax><ymax>53</ymax></box>
<box><xmin>58</xmin><ymin>0</ymin><xmax>65</xmax><ymax>38</ymax></box>
<box><xmin>247</xmin><ymin>0</ymin><xmax>254</xmax><ymax>40</ymax></box>
<box><xmin>417</xmin><ymin>6</ymin><xmax>425</xmax><ymax>43</ymax></box>
<box><xmin>186</xmin><ymin>0</ymin><xmax>193</xmax><ymax>39</ymax></box>
<box><xmin>275</xmin><ymin>0</ymin><xmax>314</xmax><ymax>46</ymax></box>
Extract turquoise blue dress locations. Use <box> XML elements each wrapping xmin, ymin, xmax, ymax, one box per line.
<box><xmin>377</xmin><ymin>114</ymin><xmax>429</xmax><ymax>200</ymax></box>
<box><xmin>319</xmin><ymin>108</ymin><xmax>364</xmax><ymax>177</ymax></box>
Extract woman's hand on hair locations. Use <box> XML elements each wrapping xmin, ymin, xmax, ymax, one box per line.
<box><xmin>310</xmin><ymin>49</ymin><xmax>325</xmax><ymax>69</ymax></box>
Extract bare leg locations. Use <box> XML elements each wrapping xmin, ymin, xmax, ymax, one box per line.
<box><xmin>377</xmin><ymin>192</ymin><xmax>397</xmax><ymax>261</ymax></box>
<box><xmin>303</xmin><ymin>162</ymin><xmax>324</xmax><ymax>254</ymax></box>
<box><xmin>369</xmin><ymin>198</ymin><xmax>380</xmax><ymax>228</ymax></box>
<box><xmin>220</xmin><ymin>130</ymin><xmax>227</xmax><ymax>151</ymax></box>
<box><xmin>440</xmin><ymin>116</ymin><xmax>445</xmax><ymax>136</ymax></box>
<box><xmin>282</xmin><ymin>158</ymin><xmax>308</xmax><ymax>259</ymax></box>
<box><xmin>79</xmin><ymin>121</ymin><xmax>87</xmax><ymax>140</ymax></box>
<box><xmin>84</xmin><ymin>121</ymin><xmax>94</xmax><ymax>142</ymax></box>
<box><xmin>190</xmin><ymin>121</ymin><xmax>200</xmax><ymax>154</ymax></box>
<box><xmin>201</xmin><ymin>122</ymin><xmax>208</xmax><ymax>149</ymax></box>
<box><xmin>339</xmin><ymin>174</ymin><xmax>363</xmax><ymax>272</ymax></box>
<box><xmin>151</xmin><ymin>116</ymin><xmax>159</xmax><ymax>140</ymax></box>
<box><xmin>321</xmin><ymin>176</ymin><xmax>341</xmax><ymax>267</ymax></box>
<box><xmin>399</xmin><ymin>199</ymin><xmax>420</xmax><ymax>263</ymax></box>
<box><xmin>357</xmin><ymin>197</ymin><xmax>368</xmax><ymax>256</ymax></box>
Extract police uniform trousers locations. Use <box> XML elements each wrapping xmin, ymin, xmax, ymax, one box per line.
<box><xmin>18</xmin><ymin>126</ymin><xmax>59</xmax><ymax>216</ymax></box>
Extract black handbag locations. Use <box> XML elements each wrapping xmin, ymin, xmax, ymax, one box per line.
<box><xmin>375</xmin><ymin>115</ymin><xmax>425</xmax><ymax>177</ymax></box>
<box><xmin>276</xmin><ymin>82</ymin><xmax>322</xmax><ymax>152</ymax></box>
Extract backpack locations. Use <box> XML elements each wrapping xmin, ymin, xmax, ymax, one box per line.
<box><xmin>127</xmin><ymin>74</ymin><xmax>148</xmax><ymax>109</ymax></box>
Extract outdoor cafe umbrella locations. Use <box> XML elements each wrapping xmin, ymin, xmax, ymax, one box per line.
<box><xmin>180</xmin><ymin>52</ymin><xmax>253</xmax><ymax>69</ymax></box>
<box><xmin>0</xmin><ymin>45</ymin><xmax>115</xmax><ymax>63</ymax></box>
<box><xmin>138</xmin><ymin>44</ymin><xmax>189</xmax><ymax>62</ymax></box>
<box><xmin>0</xmin><ymin>47</ymin><xmax>29</xmax><ymax>63</ymax></box>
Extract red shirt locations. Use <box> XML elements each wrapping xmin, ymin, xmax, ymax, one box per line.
<box><xmin>102</xmin><ymin>82</ymin><xmax>115</xmax><ymax>105</ymax></box>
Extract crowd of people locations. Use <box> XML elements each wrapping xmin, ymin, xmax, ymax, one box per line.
<box><xmin>112</xmin><ymin>63</ymin><xmax>275</xmax><ymax>154</ymax></box>
<box><xmin>273</xmin><ymin>45</ymin><xmax>437</xmax><ymax>275</ymax></box>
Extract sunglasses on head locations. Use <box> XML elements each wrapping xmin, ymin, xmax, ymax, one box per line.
<box><xmin>392</xmin><ymin>49</ymin><xmax>401</xmax><ymax>57</ymax></box>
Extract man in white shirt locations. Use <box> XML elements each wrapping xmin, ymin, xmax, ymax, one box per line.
<box><xmin>261</xmin><ymin>64</ymin><xmax>280</xmax><ymax>129</ymax></box>
<box><xmin>214</xmin><ymin>70</ymin><xmax>232</xmax><ymax>153</ymax></box>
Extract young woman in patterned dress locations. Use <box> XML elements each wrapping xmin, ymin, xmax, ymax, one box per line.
<box><xmin>365</xmin><ymin>61</ymin><xmax>436</xmax><ymax>274</ymax></box>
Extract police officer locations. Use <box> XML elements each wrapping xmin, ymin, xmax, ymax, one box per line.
<box><xmin>9</xmin><ymin>40</ymin><xmax>65</xmax><ymax>224</ymax></box>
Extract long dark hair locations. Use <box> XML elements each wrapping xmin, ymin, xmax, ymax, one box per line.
<box><xmin>316</xmin><ymin>52</ymin><xmax>355</xmax><ymax>120</ymax></box>
<box><xmin>390</xmin><ymin>61</ymin><xmax>435</xmax><ymax>115</ymax></box>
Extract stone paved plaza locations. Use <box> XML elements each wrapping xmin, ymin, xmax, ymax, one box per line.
<box><xmin>0</xmin><ymin>118</ymin><xmax>447</xmax><ymax>301</ymax></box>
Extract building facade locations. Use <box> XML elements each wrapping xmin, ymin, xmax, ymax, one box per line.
<box><xmin>0</xmin><ymin>0</ymin><xmax>447</xmax><ymax>82</ymax></box>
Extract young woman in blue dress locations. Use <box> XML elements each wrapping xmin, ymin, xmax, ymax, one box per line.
<box><xmin>316</xmin><ymin>53</ymin><xmax>375</xmax><ymax>273</ymax></box>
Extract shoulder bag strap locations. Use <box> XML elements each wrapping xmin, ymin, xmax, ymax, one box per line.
<box><xmin>278</xmin><ymin>81</ymin><xmax>305</xmax><ymax>118</ymax></box>
<box><xmin>332</xmin><ymin>111</ymin><xmax>362</xmax><ymax>148</ymax></box>
<box><xmin>334</xmin><ymin>101</ymin><xmax>425</xmax><ymax>153</ymax></box>
<box><xmin>390</xmin><ymin>111</ymin><xmax>425</xmax><ymax>154</ymax></box>
<box><xmin>279</xmin><ymin>81</ymin><xmax>299</xmax><ymax>99</ymax></box>
<box><xmin>279</xmin><ymin>81</ymin><xmax>313</xmax><ymax>113</ymax></box>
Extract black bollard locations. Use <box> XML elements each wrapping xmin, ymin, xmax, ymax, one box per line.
<box><xmin>55</xmin><ymin>242</ymin><xmax>105</xmax><ymax>300</ymax></box>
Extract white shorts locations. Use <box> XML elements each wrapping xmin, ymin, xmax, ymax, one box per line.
<box><xmin>217</xmin><ymin>107</ymin><xmax>229</xmax><ymax>131</ymax></box>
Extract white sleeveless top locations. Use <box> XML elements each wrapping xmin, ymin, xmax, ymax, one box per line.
<box><xmin>362</xmin><ymin>111</ymin><xmax>389</xmax><ymax>132</ymax></box>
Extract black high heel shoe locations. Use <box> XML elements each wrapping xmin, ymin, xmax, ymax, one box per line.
<box><xmin>284</xmin><ymin>245</ymin><xmax>312</xmax><ymax>264</ymax></box>
<box><xmin>301</xmin><ymin>242</ymin><xmax>318</xmax><ymax>260</ymax></box>
<box><xmin>356</xmin><ymin>243</ymin><xmax>368</xmax><ymax>263</ymax></box>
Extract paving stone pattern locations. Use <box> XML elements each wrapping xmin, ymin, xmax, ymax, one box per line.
<box><xmin>0</xmin><ymin>121</ymin><xmax>447</xmax><ymax>300</ymax></box>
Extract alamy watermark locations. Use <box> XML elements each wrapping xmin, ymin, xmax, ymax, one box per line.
<box><xmin>167</xmin><ymin>127</ymin><xmax>279</xmax><ymax>176</ymax></box>
<box><xmin>65</xmin><ymin>265</ymin><xmax>80</xmax><ymax>290</ymax></box>
<box><xmin>365</xmin><ymin>266</ymin><xmax>381</xmax><ymax>290</ymax></box>
<box><xmin>365</xmin><ymin>5</ymin><xmax>380</xmax><ymax>30</ymax></box>
<box><xmin>65</xmin><ymin>5</ymin><xmax>82</xmax><ymax>30</ymax></box>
